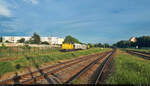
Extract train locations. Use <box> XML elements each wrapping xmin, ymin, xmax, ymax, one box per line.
<box><xmin>61</xmin><ymin>43</ymin><xmax>90</xmax><ymax>51</ymax></box>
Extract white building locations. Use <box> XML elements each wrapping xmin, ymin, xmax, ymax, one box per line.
<box><xmin>40</xmin><ymin>37</ymin><xmax>50</xmax><ymax>42</ymax></box>
<box><xmin>2</xmin><ymin>36</ymin><xmax>31</xmax><ymax>43</ymax></box>
<box><xmin>49</xmin><ymin>37</ymin><xmax>64</xmax><ymax>45</ymax></box>
<box><xmin>57</xmin><ymin>38</ymin><xmax>64</xmax><ymax>45</ymax></box>
<box><xmin>2</xmin><ymin>36</ymin><xmax>64</xmax><ymax>45</ymax></box>
<box><xmin>129</xmin><ymin>37</ymin><xmax>136</xmax><ymax>43</ymax></box>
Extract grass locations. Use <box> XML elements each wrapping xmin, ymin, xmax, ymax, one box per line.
<box><xmin>72</xmin><ymin>78</ymin><xmax>84</xmax><ymax>84</ymax></box>
<box><xmin>0</xmin><ymin>62</ymin><xmax>15</xmax><ymax>77</ymax></box>
<box><xmin>0</xmin><ymin>47</ymin><xmax>111</xmax><ymax>77</ymax></box>
<box><xmin>106</xmin><ymin>50</ymin><xmax>150</xmax><ymax>84</ymax></box>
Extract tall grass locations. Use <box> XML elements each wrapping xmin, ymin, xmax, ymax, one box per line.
<box><xmin>106</xmin><ymin>50</ymin><xmax>150</xmax><ymax>84</ymax></box>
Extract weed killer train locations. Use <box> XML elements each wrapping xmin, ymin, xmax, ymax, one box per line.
<box><xmin>61</xmin><ymin>43</ymin><xmax>90</xmax><ymax>51</ymax></box>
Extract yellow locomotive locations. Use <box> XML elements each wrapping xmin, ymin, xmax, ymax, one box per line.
<box><xmin>62</xmin><ymin>43</ymin><xmax>90</xmax><ymax>51</ymax></box>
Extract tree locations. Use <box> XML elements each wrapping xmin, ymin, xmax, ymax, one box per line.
<box><xmin>103</xmin><ymin>43</ymin><xmax>110</xmax><ymax>48</ymax></box>
<box><xmin>63</xmin><ymin>35</ymin><xmax>81</xmax><ymax>44</ymax></box>
<box><xmin>29</xmin><ymin>32</ymin><xmax>41</xmax><ymax>44</ymax></box>
<box><xmin>24</xmin><ymin>41</ymin><xmax>30</xmax><ymax>44</ymax></box>
<box><xmin>17</xmin><ymin>38</ymin><xmax>25</xmax><ymax>43</ymax></box>
<box><xmin>1</xmin><ymin>43</ymin><xmax>7</xmax><ymax>49</ymax></box>
<box><xmin>136</xmin><ymin>36</ymin><xmax>150</xmax><ymax>48</ymax></box>
<box><xmin>0</xmin><ymin>37</ymin><xmax>2</xmax><ymax>42</ymax></box>
<box><xmin>114</xmin><ymin>40</ymin><xmax>131</xmax><ymax>48</ymax></box>
<box><xmin>95</xmin><ymin>43</ymin><xmax>103</xmax><ymax>47</ymax></box>
<box><xmin>41</xmin><ymin>41</ymin><xmax>49</xmax><ymax>45</ymax></box>
<box><xmin>5</xmin><ymin>40</ymin><xmax>10</xmax><ymax>43</ymax></box>
<box><xmin>113</xmin><ymin>36</ymin><xmax>150</xmax><ymax>48</ymax></box>
<box><xmin>88</xmin><ymin>43</ymin><xmax>95</xmax><ymax>48</ymax></box>
<box><xmin>22</xmin><ymin>44</ymin><xmax>31</xmax><ymax>49</ymax></box>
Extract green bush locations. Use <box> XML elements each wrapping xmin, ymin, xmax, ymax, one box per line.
<box><xmin>1</xmin><ymin>43</ymin><xmax>7</xmax><ymax>49</ymax></box>
<box><xmin>22</xmin><ymin>44</ymin><xmax>31</xmax><ymax>49</ymax></box>
<box><xmin>41</xmin><ymin>41</ymin><xmax>49</xmax><ymax>45</ymax></box>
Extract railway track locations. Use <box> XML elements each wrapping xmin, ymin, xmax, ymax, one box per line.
<box><xmin>66</xmin><ymin>48</ymin><xmax>116</xmax><ymax>84</ymax></box>
<box><xmin>0</xmin><ymin>50</ymin><xmax>111</xmax><ymax>84</ymax></box>
<box><xmin>126</xmin><ymin>50</ymin><xmax>150</xmax><ymax>60</ymax></box>
<box><xmin>22</xmin><ymin>51</ymin><xmax>111</xmax><ymax>84</ymax></box>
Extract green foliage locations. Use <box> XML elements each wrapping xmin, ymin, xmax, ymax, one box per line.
<box><xmin>93</xmin><ymin>43</ymin><xmax>110</xmax><ymax>48</ymax></box>
<box><xmin>17</xmin><ymin>38</ymin><xmax>25</xmax><ymax>43</ymax></box>
<box><xmin>0</xmin><ymin>62</ymin><xmax>15</xmax><ymax>76</ymax></box>
<box><xmin>88</xmin><ymin>43</ymin><xmax>95</xmax><ymax>48</ymax></box>
<box><xmin>103</xmin><ymin>43</ymin><xmax>110</xmax><ymax>48</ymax></box>
<box><xmin>41</xmin><ymin>41</ymin><xmax>49</xmax><ymax>45</ymax></box>
<box><xmin>22</xmin><ymin>44</ymin><xmax>31</xmax><ymax>49</ymax></box>
<box><xmin>24</xmin><ymin>40</ymin><xmax>29</xmax><ymax>44</ymax></box>
<box><xmin>63</xmin><ymin>35</ymin><xmax>81</xmax><ymax>44</ymax></box>
<box><xmin>136</xmin><ymin>36</ymin><xmax>150</xmax><ymax>48</ymax></box>
<box><xmin>16</xmin><ymin>64</ymin><xmax>21</xmax><ymax>69</ymax></box>
<box><xmin>0</xmin><ymin>37</ymin><xmax>2</xmax><ymax>42</ymax></box>
<box><xmin>106</xmin><ymin>50</ymin><xmax>150</xmax><ymax>84</ymax></box>
<box><xmin>114</xmin><ymin>36</ymin><xmax>150</xmax><ymax>48</ymax></box>
<box><xmin>5</xmin><ymin>40</ymin><xmax>10</xmax><ymax>43</ymax></box>
<box><xmin>94</xmin><ymin>43</ymin><xmax>103</xmax><ymax>47</ymax></box>
<box><xmin>114</xmin><ymin>40</ymin><xmax>131</xmax><ymax>48</ymax></box>
<box><xmin>29</xmin><ymin>32</ymin><xmax>41</xmax><ymax>44</ymax></box>
<box><xmin>1</xmin><ymin>43</ymin><xmax>7</xmax><ymax>49</ymax></box>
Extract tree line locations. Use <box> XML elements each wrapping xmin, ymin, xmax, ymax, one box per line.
<box><xmin>63</xmin><ymin>35</ymin><xmax>110</xmax><ymax>48</ymax></box>
<box><xmin>113</xmin><ymin>36</ymin><xmax>150</xmax><ymax>48</ymax></box>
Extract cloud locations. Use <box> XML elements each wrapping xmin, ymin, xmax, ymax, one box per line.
<box><xmin>23</xmin><ymin>0</ymin><xmax>39</xmax><ymax>4</ymax></box>
<box><xmin>0</xmin><ymin>2</ymin><xmax>11</xmax><ymax>17</ymax></box>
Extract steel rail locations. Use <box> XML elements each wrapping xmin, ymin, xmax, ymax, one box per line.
<box><xmin>22</xmin><ymin>51</ymin><xmax>111</xmax><ymax>84</ymax></box>
<box><xmin>65</xmin><ymin>48</ymin><xmax>116</xmax><ymax>84</ymax></box>
<box><xmin>94</xmin><ymin>48</ymin><xmax>116</xmax><ymax>84</ymax></box>
<box><xmin>126</xmin><ymin>50</ymin><xmax>150</xmax><ymax>60</ymax></box>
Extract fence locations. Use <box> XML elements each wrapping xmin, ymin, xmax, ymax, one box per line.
<box><xmin>0</xmin><ymin>46</ymin><xmax>60</xmax><ymax>58</ymax></box>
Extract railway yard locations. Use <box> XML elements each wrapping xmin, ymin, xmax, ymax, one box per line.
<box><xmin>0</xmin><ymin>47</ymin><xmax>150</xmax><ymax>84</ymax></box>
<box><xmin>0</xmin><ymin>0</ymin><xmax>150</xmax><ymax>84</ymax></box>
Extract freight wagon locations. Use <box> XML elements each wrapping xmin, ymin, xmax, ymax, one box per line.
<box><xmin>61</xmin><ymin>43</ymin><xmax>89</xmax><ymax>51</ymax></box>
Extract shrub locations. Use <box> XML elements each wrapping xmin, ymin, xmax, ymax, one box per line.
<box><xmin>41</xmin><ymin>41</ymin><xmax>49</xmax><ymax>45</ymax></box>
<box><xmin>22</xmin><ymin>44</ymin><xmax>31</xmax><ymax>49</ymax></box>
<box><xmin>1</xmin><ymin>43</ymin><xmax>7</xmax><ymax>49</ymax></box>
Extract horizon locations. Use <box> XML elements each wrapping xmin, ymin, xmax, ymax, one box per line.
<box><xmin>2</xmin><ymin>34</ymin><xmax>149</xmax><ymax>45</ymax></box>
<box><xmin>0</xmin><ymin>0</ymin><xmax>150</xmax><ymax>44</ymax></box>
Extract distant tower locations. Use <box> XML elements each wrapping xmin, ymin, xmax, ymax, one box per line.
<box><xmin>129</xmin><ymin>37</ymin><xmax>137</xmax><ymax>43</ymax></box>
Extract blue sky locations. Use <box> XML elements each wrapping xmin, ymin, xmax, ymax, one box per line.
<box><xmin>0</xmin><ymin>0</ymin><xmax>150</xmax><ymax>44</ymax></box>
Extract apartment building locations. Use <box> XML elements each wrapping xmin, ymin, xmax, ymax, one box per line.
<box><xmin>2</xmin><ymin>36</ymin><xmax>64</xmax><ymax>45</ymax></box>
<box><xmin>49</xmin><ymin>37</ymin><xmax>64</xmax><ymax>45</ymax></box>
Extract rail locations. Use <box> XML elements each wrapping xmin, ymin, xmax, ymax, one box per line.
<box><xmin>66</xmin><ymin>48</ymin><xmax>116</xmax><ymax>84</ymax></box>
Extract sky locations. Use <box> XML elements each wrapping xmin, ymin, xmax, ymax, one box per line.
<box><xmin>0</xmin><ymin>0</ymin><xmax>150</xmax><ymax>44</ymax></box>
